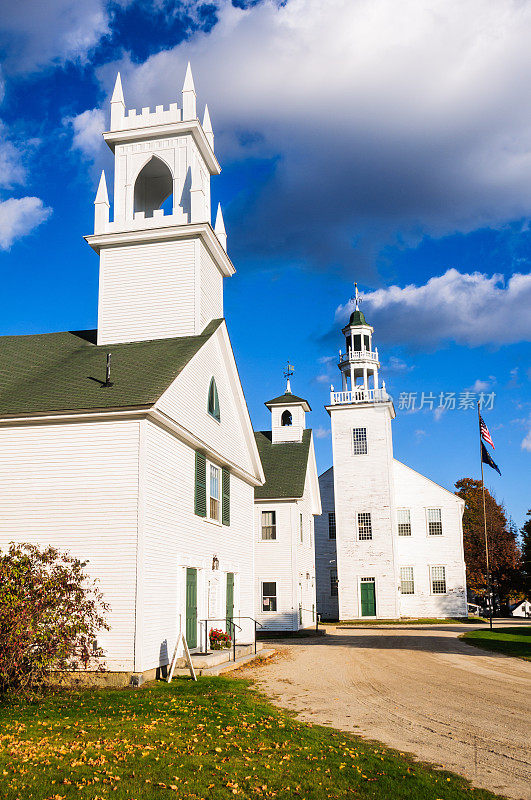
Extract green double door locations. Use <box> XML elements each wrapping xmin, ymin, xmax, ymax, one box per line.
<box><xmin>186</xmin><ymin>568</ymin><xmax>197</xmax><ymax>649</ymax></box>
<box><xmin>226</xmin><ymin>572</ymin><xmax>234</xmax><ymax>628</ymax></box>
<box><xmin>360</xmin><ymin>579</ymin><xmax>376</xmax><ymax>617</ymax></box>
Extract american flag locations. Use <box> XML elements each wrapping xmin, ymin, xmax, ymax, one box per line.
<box><xmin>480</xmin><ymin>414</ymin><xmax>495</xmax><ymax>449</ymax></box>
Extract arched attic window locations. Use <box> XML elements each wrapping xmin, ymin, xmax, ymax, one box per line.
<box><xmin>133</xmin><ymin>156</ymin><xmax>173</xmax><ymax>218</ymax></box>
<box><xmin>281</xmin><ymin>410</ymin><xmax>292</xmax><ymax>426</ymax></box>
<box><xmin>208</xmin><ymin>377</ymin><xmax>220</xmax><ymax>421</ymax></box>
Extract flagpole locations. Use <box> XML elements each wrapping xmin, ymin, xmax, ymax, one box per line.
<box><xmin>477</xmin><ymin>402</ymin><xmax>493</xmax><ymax>630</ymax></box>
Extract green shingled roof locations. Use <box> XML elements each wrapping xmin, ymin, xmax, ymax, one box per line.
<box><xmin>254</xmin><ymin>429</ymin><xmax>311</xmax><ymax>500</ymax></box>
<box><xmin>0</xmin><ymin>319</ymin><xmax>223</xmax><ymax>417</ymax></box>
<box><xmin>264</xmin><ymin>392</ymin><xmax>311</xmax><ymax>410</ymax></box>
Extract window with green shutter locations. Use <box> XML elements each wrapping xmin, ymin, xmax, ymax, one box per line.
<box><xmin>222</xmin><ymin>467</ymin><xmax>230</xmax><ymax>526</ymax></box>
<box><xmin>195</xmin><ymin>451</ymin><xmax>207</xmax><ymax>517</ymax></box>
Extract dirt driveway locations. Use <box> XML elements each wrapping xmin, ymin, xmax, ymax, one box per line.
<box><xmin>239</xmin><ymin>625</ymin><xmax>531</xmax><ymax>800</ymax></box>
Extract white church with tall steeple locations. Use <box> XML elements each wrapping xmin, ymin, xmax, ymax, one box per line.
<box><xmin>314</xmin><ymin>287</ymin><xmax>468</xmax><ymax>620</ymax></box>
<box><xmin>0</xmin><ymin>66</ymin><xmax>265</xmax><ymax>680</ymax></box>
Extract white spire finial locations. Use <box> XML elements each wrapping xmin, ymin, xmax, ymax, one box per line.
<box><xmin>95</xmin><ymin>170</ymin><xmax>109</xmax><ymax>205</ymax></box>
<box><xmin>202</xmin><ymin>103</ymin><xmax>214</xmax><ymax>150</ymax></box>
<box><xmin>214</xmin><ymin>203</ymin><xmax>227</xmax><ymax>251</ymax></box>
<box><xmin>110</xmin><ymin>72</ymin><xmax>125</xmax><ymax>129</ymax></box>
<box><xmin>354</xmin><ymin>282</ymin><xmax>362</xmax><ymax>311</ymax></box>
<box><xmin>94</xmin><ymin>170</ymin><xmax>109</xmax><ymax>233</ymax></box>
<box><xmin>182</xmin><ymin>62</ymin><xmax>197</xmax><ymax>121</ymax></box>
<box><xmin>111</xmin><ymin>72</ymin><xmax>124</xmax><ymax>103</ymax></box>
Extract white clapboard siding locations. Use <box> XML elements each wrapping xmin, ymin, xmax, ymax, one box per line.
<box><xmin>0</xmin><ymin>419</ymin><xmax>141</xmax><ymax>671</ymax></box>
<box><xmin>330</xmin><ymin>403</ymin><xmax>400</xmax><ymax>620</ymax></box>
<box><xmin>255</xmin><ymin>500</ymin><xmax>299</xmax><ymax>631</ymax></box>
<box><xmin>156</xmin><ymin>323</ymin><xmax>257</xmax><ymax>479</ymax></box>
<box><xmin>295</xmin><ymin>467</ymin><xmax>318</xmax><ymax>629</ymax></box>
<box><xmin>98</xmin><ymin>239</ymin><xmax>196</xmax><ymax>344</ymax></box>
<box><xmin>141</xmin><ymin>419</ymin><xmax>256</xmax><ymax>669</ymax></box>
<box><xmin>254</xmin><ymin>434</ymin><xmax>319</xmax><ymax>632</ymax></box>
<box><xmin>315</xmin><ymin>467</ymin><xmax>339</xmax><ymax>620</ymax></box>
<box><xmin>200</xmin><ymin>241</ymin><xmax>223</xmax><ymax>329</ymax></box>
<box><xmin>393</xmin><ymin>459</ymin><xmax>467</xmax><ymax>618</ymax></box>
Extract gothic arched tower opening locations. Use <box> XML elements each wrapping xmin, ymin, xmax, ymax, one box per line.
<box><xmin>133</xmin><ymin>156</ymin><xmax>173</xmax><ymax>218</ymax></box>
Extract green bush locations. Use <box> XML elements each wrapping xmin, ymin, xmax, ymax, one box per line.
<box><xmin>0</xmin><ymin>542</ymin><xmax>109</xmax><ymax>698</ymax></box>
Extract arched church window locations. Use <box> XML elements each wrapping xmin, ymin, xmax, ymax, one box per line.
<box><xmin>133</xmin><ymin>156</ymin><xmax>173</xmax><ymax>218</ymax></box>
<box><xmin>281</xmin><ymin>410</ymin><xmax>292</xmax><ymax>426</ymax></box>
<box><xmin>208</xmin><ymin>377</ymin><xmax>220</xmax><ymax>421</ymax></box>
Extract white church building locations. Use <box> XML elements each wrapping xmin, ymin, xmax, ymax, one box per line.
<box><xmin>0</xmin><ymin>67</ymin><xmax>265</xmax><ymax>680</ymax></box>
<box><xmin>253</xmin><ymin>385</ymin><xmax>321</xmax><ymax>632</ymax></box>
<box><xmin>315</xmin><ymin>294</ymin><xmax>468</xmax><ymax>620</ymax></box>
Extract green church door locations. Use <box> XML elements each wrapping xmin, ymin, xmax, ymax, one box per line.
<box><xmin>226</xmin><ymin>573</ymin><xmax>234</xmax><ymax>630</ymax></box>
<box><xmin>186</xmin><ymin>568</ymin><xmax>198</xmax><ymax>649</ymax></box>
<box><xmin>360</xmin><ymin>579</ymin><xmax>376</xmax><ymax>617</ymax></box>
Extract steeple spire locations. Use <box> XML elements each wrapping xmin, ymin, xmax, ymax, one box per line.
<box><xmin>94</xmin><ymin>170</ymin><xmax>109</xmax><ymax>233</ymax></box>
<box><xmin>110</xmin><ymin>72</ymin><xmax>125</xmax><ymax>129</ymax></box>
<box><xmin>214</xmin><ymin>203</ymin><xmax>227</xmax><ymax>251</ymax></box>
<box><xmin>182</xmin><ymin>62</ymin><xmax>197</xmax><ymax>121</ymax></box>
<box><xmin>203</xmin><ymin>104</ymin><xmax>214</xmax><ymax>150</ymax></box>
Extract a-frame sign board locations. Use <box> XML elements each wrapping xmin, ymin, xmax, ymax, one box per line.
<box><xmin>167</xmin><ymin>633</ymin><xmax>197</xmax><ymax>682</ymax></box>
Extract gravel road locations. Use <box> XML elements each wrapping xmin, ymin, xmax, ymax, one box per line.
<box><xmin>239</xmin><ymin>624</ymin><xmax>531</xmax><ymax>800</ymax></box>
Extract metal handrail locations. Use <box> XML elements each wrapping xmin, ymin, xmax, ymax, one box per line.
<box><xmin>201</xmin><ymin>618</ymin><xmax>242</xmax><ymax>661</ymax></box>
<box><xmin>230</xmin><ymin>616</ymin><xmax>264</xmax><ymax>654</ymax></box>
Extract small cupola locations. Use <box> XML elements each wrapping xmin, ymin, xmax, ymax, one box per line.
<box><xmin>336</xmin><ymin>283</ymin><xmax>382</xmax><ymax>397</ymax></box>
<box><xmin>265</xmin><ymin>364</ymin><xmax>311</xmax><ymax>444</ymax></box>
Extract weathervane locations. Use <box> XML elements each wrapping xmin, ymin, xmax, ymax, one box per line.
<box><xmin>351</xmin><ymin>282</ymin><xmax>363</xmax><ymax>311</ymax></box>
<box><xmin>284</xmin><ymin>361</ymin><xmax>294</xmax><ymax>393</ymax></box>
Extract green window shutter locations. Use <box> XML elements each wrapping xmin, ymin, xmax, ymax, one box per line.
<box><xmin>222</xmin><ymin>467</ymin><xmax>230</xmax><ymax>526</ymax></box>
<box><xmin>195</xmin><ymin>452</ymin><xmax>207</xmax><ymax>517</ymax></box>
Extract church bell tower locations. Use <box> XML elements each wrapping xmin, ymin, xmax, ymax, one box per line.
<box><xmin>326</xmin><ymin>286</ymin><xmax>399</xmax><ymax>620</ymax></box>
<box><xmin>85</xmin><ymin>65</ymin><xmax>232</xmax><ymax>345</ymax></box>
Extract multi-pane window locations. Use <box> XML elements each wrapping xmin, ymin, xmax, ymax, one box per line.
<box><xmin>300</xmin><ymin>513</ymin><xmax>303</xmax><ymax>543</ymax></box>
<box><xmin>427</xmin><ymin>508</ymin><xmax>443</xmax><ymax>536</ymax></box>
<box><xmin>431</xmin><ymin>566</ymin><xmax>447</xmax><ymax>594</ymax></box>
<box><xmin>400</xmin><ymin>566</ymin><xmax>415</xmax><ymax>594</ymax></box>
<box><xmin>328</xmin><ymin>512</ymin><xmax>336</xmax><ymax>539</ymax></box>
<box><xmin>358</xmin><ymin>512</ymin><xmax>372</xmax><ymax>540</ymax></box>
<box><xmin>261</xmin><ymin>510</ymin><xmax>276</xmax><ymax>540</ymax></box>
<box><xmin>262</xmin><ymin>582</ymin><xmax>277</xmax><ymax>611</ymax></box>
<box><xmin>352</xmin><ymin>427</ymin><xmax>368</xmax><ymax>455</ymax></box>
<box><xmin>397</xmin><ymin>508</ymin><xmax>411</xmax><ymax>536</ymax></box>
<box><xmin>209</xmin><ymin>464</ymin><xmax>220</xmax><ymax>521</ymax></box>
<box><xmin>330</xmin><ymin>569</ymin><xmax>338</xmax><ymax>597</ymax></box>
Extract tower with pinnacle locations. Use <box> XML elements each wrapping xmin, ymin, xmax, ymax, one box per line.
<box><xmin>86</xmin><ymin>65</ymin><xmax>231</xmax><ymax>345</ymax></box>
<box><xmin>326</xmin><ymin>286</ymin><xmax>400</xmax><ymax>619</ymax></box>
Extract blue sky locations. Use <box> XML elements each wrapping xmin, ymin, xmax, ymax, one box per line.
<box><xmin>0</xmin><ymin>0</ymin><xmax>529</xmax><ymax>528</ymax></box>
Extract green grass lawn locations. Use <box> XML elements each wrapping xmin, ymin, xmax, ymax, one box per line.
<box><xmin>328</xmin><ymin>617</ymin><xmax>486</xmax><ymax>626</ymax></box>
<box><xmin>462</xmin><ymin>626</ymin><xmax>531</xmax><ymax>661</ymax></box>
<box><xmin>0</xmin><ymin>677</ymin><xmax>505</xmax><ymax>800</ymax></box>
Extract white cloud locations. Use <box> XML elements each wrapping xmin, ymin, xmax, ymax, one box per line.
<box><xmin>0</xmin><ymin>123</ymin><xmax>27</xmax><ymax>189</ymax></box>
<box><xmin>0</xmin><ymin>0</ymin><xmax>114</xmax><ymax>75</ymax></box>
<box><xmin>106</xmin><ymin>0</ymin><xmax>531</xmax><ymax>266</ymax></box>
<box><xmin>65</xmin><ymin>109</ymin><xmax>106</xmax><ymax>159</ymax></box>
<box><xmin>314</xmin><ymin>426</ymin><xmax>331</xmax><ymax>439</ymax></box>
<box><xmin>470</xmin><ymin>378</ymin><xmax>495</xmax><ymax>392</ymax></box>
<box><xmin>336</xmin><ymin>269</ymin><xmax>531</xmax><ymax>347</ymax></box>
<box><xmin>381</xmin><ymin>356</ymin><xmax>413</xmax><ymax>373</ymax></box>
<box><xmin>0</xmin><ymin>197</ymin><xmax>52</xmax><ymax>250</ymax></box>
